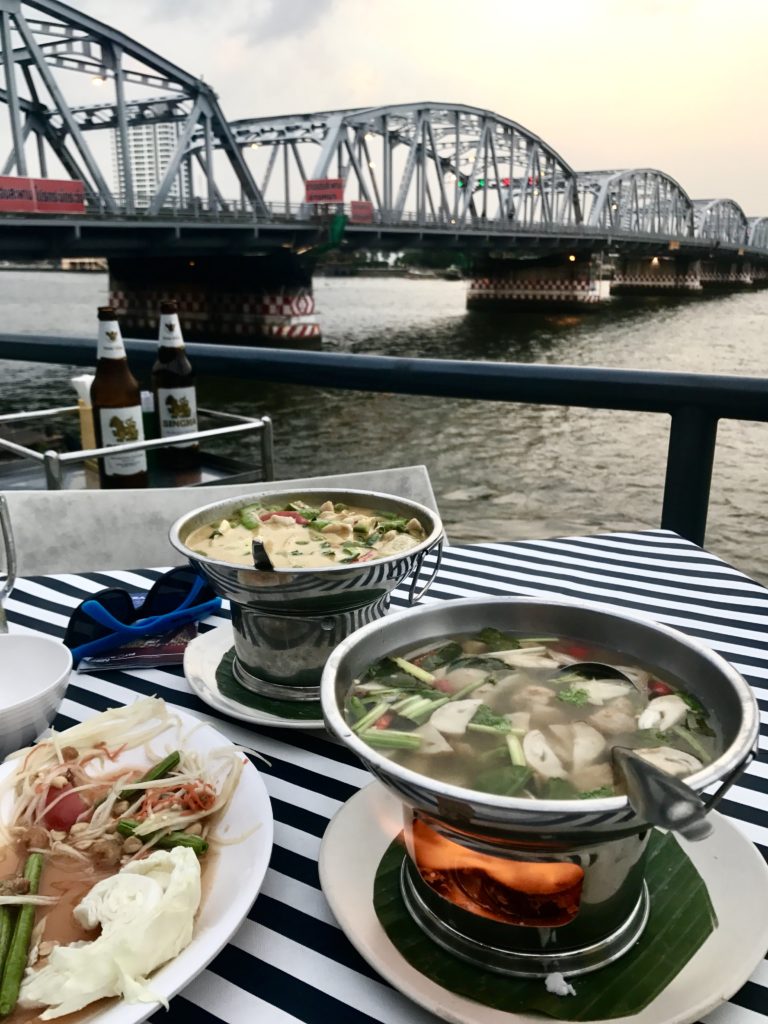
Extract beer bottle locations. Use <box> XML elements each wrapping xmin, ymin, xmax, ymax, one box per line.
<box><xmin>151</xmin><ymin>300</ymin><xmax>199</xmax><ymax>469</ymax></box>
<box><xmin>90</xmin><ymin>306</ymin><xmax>148</xmax><ymax>489</ymax></box>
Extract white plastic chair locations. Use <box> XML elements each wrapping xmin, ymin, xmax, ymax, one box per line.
<box><xmin>1</xmin><ymin>465</ymin><xmax>440</xmax><ymax>575</ymax></box>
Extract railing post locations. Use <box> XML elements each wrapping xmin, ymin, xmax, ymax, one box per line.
<box><xmin>260</xmin><ymin>415</ymin><xmax>275</xmax><ymax>481</ymax></box>
<box><xmin>661</xmin><ymin>406</ymin><xmax>719</xmax><ymax>545</ymax></box>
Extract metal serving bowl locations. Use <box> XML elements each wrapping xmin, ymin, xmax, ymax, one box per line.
<box><xmin>321</xmin><ymin>596</ymin><xmax>759</xmax><ymax>844</ymax></box>
<box><xmin>169</xmin><ymin>488</ymin><xmax>444</xmax><ymax>699</ymax></box>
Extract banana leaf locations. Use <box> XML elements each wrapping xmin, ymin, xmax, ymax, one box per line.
<box><xmin>216</xmin><ymin>648</ymin><xmax>323</xmax><ymax>721</ymax></box>
<box><xmin>373</xmin><ymin>829</ymin><xmax>716</xmax><ymax>1020</ymax></box>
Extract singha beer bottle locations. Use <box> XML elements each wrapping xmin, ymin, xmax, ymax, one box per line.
<box><xmin>151</xmin><ymin>301</ymin><xmax>199</xmax><ymax>468</ymax></box>
<box><xmin>91</xmin><ymin>307</ymin><xmax>148</xmax><ymax>489</ymax></box>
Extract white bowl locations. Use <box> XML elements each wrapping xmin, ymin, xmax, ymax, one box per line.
<box><xmin>0</xmin><ymin>634</ymin><xmax>72</xmax><ymax>757</ymax></box>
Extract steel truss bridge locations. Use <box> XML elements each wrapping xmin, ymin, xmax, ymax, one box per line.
<box><xmin>0</xmin><ymin>0</ymin><xmax>766</xmax><ymax>262</ymax></box>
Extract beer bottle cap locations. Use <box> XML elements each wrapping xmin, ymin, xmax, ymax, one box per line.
<box><xmin>160</xmin><ymin>300</ymin><xmax>178</xmax><ymax>314</ymax></box>
<box><xmin>97</xmin><ymin>306</ymin><xmax>117</xmax><ymax>321</ymax></box>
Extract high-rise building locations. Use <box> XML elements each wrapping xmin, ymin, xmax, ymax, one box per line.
<box><xmin>111</xmin><ymin>122</ymin><xmax>192</xmax><ymax>209</ymax></box>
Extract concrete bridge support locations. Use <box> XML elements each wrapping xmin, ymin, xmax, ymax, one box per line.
<box><xmin>698</xmin><ymin>261</ymin><xmax>753</xmax><ymax>289</ymax></box>
<box><xmin>466</xmin><ymin>256</ymin><xmax>610</xmax><ymax>311</ymax></box>
<box><xmin>610</xmin><ymin>257</ymin><xmax>702</xmax><ymax>295</ymax></box>
<box><xmin>108</xmin><ymin>254</ymin><xmax>321</xmax><ymax>343</ymax></box>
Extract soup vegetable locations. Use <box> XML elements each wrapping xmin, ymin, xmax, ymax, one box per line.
<box><xmin>0</xmin><ymin>697</ymin><xmax>244</xmax><ymax>1021</ymax></box>
<box><xmin>185</xmin><ymin>498</ymin><xmax>427</xmax><ymax>568</ymax></box>
<box><xmin>345</xmin><ymin>629</ymin><xmax>719</xmax><ymax>800</ymax></box>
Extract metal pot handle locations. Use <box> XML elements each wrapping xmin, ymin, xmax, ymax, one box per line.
<box><xmin>703</xmin><ymin>747</ymin><xmax>756</xmax><ymax>812</ymax></box>
<box><xmin>406</xmin><ymin>537</ymin><xmax>444</xmax><ymax>606</ymax></box>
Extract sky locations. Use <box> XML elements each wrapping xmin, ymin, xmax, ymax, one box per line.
<box><xmin>68</xmin><ymin>0</ymin><xmax>768</xmax><ymax>214</ymax></box>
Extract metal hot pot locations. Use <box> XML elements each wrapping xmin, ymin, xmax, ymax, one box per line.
<box><xmin>321</xmin><ymin>597</ymin><xmax>759</xmax><ymax>976</ymax></box>
<box><xmin>169</xmin><ymin>488</ymin><xmax>443</xmax><ymax>700</ymax></box>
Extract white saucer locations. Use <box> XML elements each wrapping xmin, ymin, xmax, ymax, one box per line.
<box><xmin>183</xmin><ymin>623</ymin><xmax>326</xmax><ymax>730</ymax></box>
<box><xmin>319</xmin><ymin>782</ymin><xmax>768</xmax><ymax>1024</ymax></box>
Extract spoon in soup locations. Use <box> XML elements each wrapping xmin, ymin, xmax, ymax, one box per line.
<box><xmin>612</xmin><ymin>746</ymin><xmax>713</xmax><ymax>841</ymax></box>
<box><xmin>251</xmin><ymin>538</ymin><xmax>276</xmax><ymax>571</ymax></box>
<box><xmin>554</xmin><ymin>662</ymin><xmax>639</xmax><ymax>689</ymax></box>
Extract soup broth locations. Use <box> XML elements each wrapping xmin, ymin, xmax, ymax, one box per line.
<box><xmin>185</xmin><ymin>499</ymin><xmax>426</xmax><ymax>568</ymax></box>
<box><xmin>345</xmin><ymin>628</ymin><xmax>721</xmax><ymax>799</ymax></box>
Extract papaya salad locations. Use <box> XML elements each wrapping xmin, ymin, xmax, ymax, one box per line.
<box><xmin>0</xmin><ymin>697</ymin><xmax>246</xmax><ymax>1021</ymax></box>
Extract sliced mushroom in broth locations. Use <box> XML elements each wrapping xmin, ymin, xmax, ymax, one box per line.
<box><xmin>345</xmin><ymin>628</ymin><xmax>721</xmax><ymax>799</ymax></box>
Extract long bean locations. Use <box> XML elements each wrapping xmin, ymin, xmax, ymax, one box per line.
<box><xmin>117</xmin><ymin>820</ymin><xmax>208</xmax><ymax>855</ymax></box>
<box><xmin>0</xmin><ymin>853</ymin><xmax>43</xmax><ymax>1016</ymax></box>
<box><xmin>119</xmin><ymin>751</ymin><xmax>181</xmax><ymax>803</ymax></box>
<box><xmin>0</xmin><ymin>909</ymin><xmax>13</xmax><ymax>984</ymax></box>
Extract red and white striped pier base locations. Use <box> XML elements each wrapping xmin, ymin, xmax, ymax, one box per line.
<box><xmin>611</xmin><ymin>258</ymin><xmax>702</xmax><ymax>295</ymax></box>
<box><xmin>699</xmin><ymin>261</ymin><xmax>754</xmax><ymax>289</ymax></box>
<box><xmin>467</xmin><ymin>264</ymin><xmax>610</xmax><ymax>310</ymax></box>
<box><xmin>108</xmin><ymin>256</ymin><xmax>321</xmax><ymax>345</ymax></box>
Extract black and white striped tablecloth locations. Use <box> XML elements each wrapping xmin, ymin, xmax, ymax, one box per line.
<box><xmin>5</xmin><ymin>529</ymin><xmax>768</xmax><ymax>1024</ymax></box>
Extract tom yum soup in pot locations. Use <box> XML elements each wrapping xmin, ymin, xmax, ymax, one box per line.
<box><xmin>345</xmin><ymin>629</ymin><xmax>721</xmax><ymax>799</ymax></box>
<box><xmin>185</xmin><ymin>499</ymin><xmax>427</xmax><ymax>569</ymax></box>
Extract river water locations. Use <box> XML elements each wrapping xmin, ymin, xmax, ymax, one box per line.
<box><xmin>1</xmin><ymin>270</ymin><xmax>767</xmax><ymax>580</ymax></box>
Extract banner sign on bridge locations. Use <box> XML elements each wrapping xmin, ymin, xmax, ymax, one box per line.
<box><xmin>0</xmin><ymin>176</ymin><xmax>85</xmax><ymax>214</ymax></box>
<box><xmin>349</xmin><ymin>200</ymin><xmax>374</xmax><ymax>224</ymax></box>
<box><xmin>305</xmin><ymin>178</ymin><xmax>345</xmax><ymax>204</ymax></box>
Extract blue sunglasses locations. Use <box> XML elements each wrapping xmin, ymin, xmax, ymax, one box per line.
<box><xmin>63</xmin><ymin>565</ymin><xmax>221</xmax><ymax>664</ymax></box>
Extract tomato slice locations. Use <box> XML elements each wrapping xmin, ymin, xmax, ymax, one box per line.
<box><xmin>259</xmin><ymin>510</ymin><xmax>309</xmax><ymax>526</ymax></box>
<box><xmin>43</xmin><ymin>786</ymin><xmax>89</xmax><ymax>832</ymax></box>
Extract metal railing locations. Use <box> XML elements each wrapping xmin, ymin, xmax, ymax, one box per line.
<box><xmin>0</xmin><ymin>333</ymin><xmax>766</xmax><ymax>544</ymax></box>
<box><xmin>0</xmin><ymin>404</ymin><xmax>274</xmax><ymax>490</ymax></box>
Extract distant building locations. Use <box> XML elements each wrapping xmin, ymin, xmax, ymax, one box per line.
<box><xmin>111</xmin><ymin>122</ymin><xmax>191</xmax><ymax>209</ymax></box>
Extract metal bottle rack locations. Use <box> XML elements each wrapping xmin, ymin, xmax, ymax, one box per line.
<box><xmin>0</xmin><ymin>405</ymin><xmax>274</xmax><ymax>490</ymax></box>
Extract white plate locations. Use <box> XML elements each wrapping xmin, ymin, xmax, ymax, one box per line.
<box><xmin>320</xmin><ymin>782</ymin><xmax>768</xmax><ymax>1024</ymax></box>
<box><xmin>2</xmin><ymin>704</ymin><xmax>274</xmax><ymax>1024</ymax></box>
<box><xmin>184</xmin><ymin>623</ymin><xmax>326</xmax><ymax>730</ymax></box>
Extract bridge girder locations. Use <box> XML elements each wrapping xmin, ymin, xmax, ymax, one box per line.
<box><xmin>223</xmin><ymin>102</ymin><xmax>582</xmax><ymax>230</ymax></box>
<box><xmin>748</xmin><ymin>217</ymin><xmax>768</xmax><ymax>250</ymax></box>
<box><xmin>577</xmin><ymin>169</ymin><xmax>693</xmax><ymax>239</ymax></box>
<box><xmin>0</xmin><ymin>0</ymin><xmax>266</xmax><ymax>215</ymax></box>
<box><xmin>693</xmin><ymin>199</ymin><xmax>748</xmax><ymax>247</ymax></box>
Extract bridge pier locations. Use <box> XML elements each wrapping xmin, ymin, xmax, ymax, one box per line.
<box><xmin>108</xmin><ymin>254</ymin><xmax>321</xmax><ymax>344</ymax></box>
<box><xmin>610</xmin><ymin>257</ymin><xmax>702</xmax><ymax>295</ymax></box>
<box><xmin>466</xmin><ymin>255</ymin><xmax>609</xmax><ymax>310</ymax></box>
<box><xmin>698</xmin><ymin>260</ymin><xmax>753</xmax><ymax>289</ymax></box>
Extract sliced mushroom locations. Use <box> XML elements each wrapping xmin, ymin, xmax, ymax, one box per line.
<box><xmin>571</xmin><ymin>722</ymin><xmax>608</xmax><ymax>769</ymax></box>
<box><xmin>548</xmin><ymin>723</ymin><xmax>575</xmax><ymax>764</ymax></box>
<box><xmin>638</xmin><ymin>695</ymin><xmax>688</xmax><ymax>732</ymax></box>
<box><xmin>322</xmin><ymin>522</ymin><xmax>354</xmax><ymax>541</ymax></box>
<box><xmin>412</xmin><ymin>722</ymin><xmax>454</xmax><ymax>754</ymax></box>
<box><xmin>429</xmin><ymin>699</ymin><xmax>483</xmax><ymax>737</ymax></box>
<box><xmin>510</xmin><ymin>685</ymin><xmax>556</xmax><ymax>709</ymax></box>
<box><xmin>523</xmin><ymin>730</ymin><xmax>567</xmax><ymax>779</ymax></box>
<box><xmin>589</xmin><ymin>705</ymin><xmax>638</xmax><ymax>737</ymax></box>
<box><xmin>579</xmin><ymin>680</ymin><xmax>633</xmax><ymax>706</ymax></box>
<box><xmin>570</xmin><ymin>762</ymin><xmax>614</xmax><ymax>792</ymax></box>
<box><xmin>442</xmin><ymin>667</ymin><xmax>488</xmax><ymax>691</ymax></box>
<box><xmin>492</xmin><ymin>650</ymin><xmax>554</xmax><ymax>670</ymax></box>
<box><xmin>633</xmin><ymin>746</ymin><xmax>702</xmax><ymax>778</ymax></box>
<box><xmin>504</xmin><ymin>711</ymin><xmax>531</xmax><ymax>732</ymax></box>
<box><xmin>319</xmin><ymin>501</ymin><xmax>334</xmax><ymax>513</ymax></box>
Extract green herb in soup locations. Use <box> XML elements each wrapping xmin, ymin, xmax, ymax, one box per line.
<box><xmin>185</xmin><ymin>500</ymin><xmax>426</xmax><ymax>569</ymax></box>
<box><xmin>344</xmin><ymin>632</ymin><xmax>721</xmax><ymax>799</ymax></box>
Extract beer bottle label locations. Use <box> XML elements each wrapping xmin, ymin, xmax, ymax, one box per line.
<box><xmin>157</xmin><ymin>387</ymin><xmax>198</xmax><ymax>447</ymax></box>
<box><xmin>158</xmin><ymin>313</ymin><xmax>184</xmax><ymax>348</ymax></box>
<box><xmin>98</xmin><ymin>405</ymin><xmax>148</xmax><ymax>476</ymax></box>
<box><xmin>97</xmin><ymin>320</ymin><xmax>127</xmax><ymax>360</ymax></box>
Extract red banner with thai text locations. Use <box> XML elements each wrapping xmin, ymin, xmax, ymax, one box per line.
<box><xmin>0</xmin><ymin>176</ymin><xmax>85</xmax><ymax>214</ymax></box>
<box><xmin>305</xmin><ymin>178</ymin><xmax>345</xmax><ymax>204</ymax></box>
<box><xmin>350</xmin><ymin>200</ymin><xmax>374</xmax><ymax>224</ymax></box>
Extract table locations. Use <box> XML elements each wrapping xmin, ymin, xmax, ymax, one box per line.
<box><xmin>5</xmin><ymin>529</ymin><xmax>768</xmax><ymax>1024</ymax></box>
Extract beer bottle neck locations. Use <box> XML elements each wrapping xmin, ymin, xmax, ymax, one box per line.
<box><xmin>158</xmin><ymin>312</ymin><xmax>185</xmax><ymax>349</ymax></box>
<box><xmin>97</xmin><ymin>320</ymin><xmax>127</xmax><ymax>360</ymax></box>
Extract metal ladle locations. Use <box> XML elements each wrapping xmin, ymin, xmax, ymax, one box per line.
<box><xmin>555</xmin><ymin>661</ymin><xmax>638</xmax><ymax>688</ymax></box>
<box><xmin>612</xmin><ymin>746</ymin><xmax>712</xmax><ymax>841</ymax></box>
<box><xmin>251</xmin><ymin>538</ymin><xmax>276</xmax><ymax>571</ymax></box>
